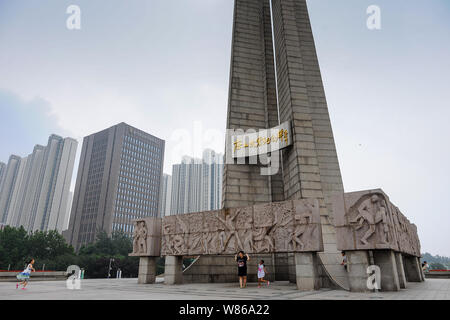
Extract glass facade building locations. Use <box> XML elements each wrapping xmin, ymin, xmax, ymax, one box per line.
<box><xmin>65</xmin><ymin>123</ymin><xmax>165</xmax><ymax>250</ymax></box>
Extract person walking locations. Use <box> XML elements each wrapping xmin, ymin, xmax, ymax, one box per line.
<box><xmin>235</xmin><ymin>251</ymin><xmax>249</xmax><ymax>288</ymax></box>
<box><xmin>16</xmin><ymin>259</ymin><xmax>35</xmax><ymax>290</ymax></box>
<box><xmin>257</xmin><ymin>260</ymin><xmax>270</xmax><ymax>288</ymax></box>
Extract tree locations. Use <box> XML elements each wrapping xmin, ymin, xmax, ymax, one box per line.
<box><xmin>0</xmin><ymin>226</ymin><xmax>138</xmax><ymax>277</ymax></box>
<box><xmin>0</xmin><ymin>226</ymin><xmax>29</xmax><ymax>269</ymax></box>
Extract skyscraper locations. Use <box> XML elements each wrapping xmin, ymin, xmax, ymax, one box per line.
<box><xmin>0</xmin><ymin>155</ymin><xmax>21</xmax><ymax>224</ymax></box>
<box><xmin>160</xmin><ymin>174</ymin><xmax>172</xmax><ymax>217</ymax></box>
<box><xmin>0</xmin><ymin>135</ymin><xmax>78</xmax><ymax>232</ymax></box>
<box><xmin>65</xmin><ymin>122</ymin><xmax>165</xmax><ymax>250</ymax></box>
<box><xmin>63</xmin><ymin>191</ymin><xmax>73</xmax><ymax>231</ymax></box>
<box><xmin>170</xmin><ymin>149</ymin><xmax>223</xmax><ymax>215</ymax></box>
<box><xmin>0</xmin><ymin>162</ymin><xmax>6</xmax><ymax>185</ymax></box>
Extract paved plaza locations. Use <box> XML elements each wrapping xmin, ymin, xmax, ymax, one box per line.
<box><xmin>0</xmin><ymin>278</ymin><xmax>449</xmax><ymax>300</ymax></box>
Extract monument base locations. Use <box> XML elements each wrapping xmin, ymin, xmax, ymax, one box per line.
<box><xmin>182</xmin><ymin>254</ymin><xmax>276</xmax><ymax>284</ymax></box>
<box><xmin>403</xmin><ymin>254</ymin><xmax>424</xmax><ymax>282</ymax></box>
<box><xmin>165</xmin><ymin>256</ymin><xmax>183</xmax><ymax>285</ymax></box>
<box><xmin>347</xmin><ymin>250</ymin><xmax>411</xmax><ymax>292</ymax></box>
<box><xmin>395</xmin><ymin>252</ymin><xmax>407</xmax><ymax>289</ymax></box>
<box><xmin>182</xmin><ymin>253</ymin><xmax>337</xmax><ymax>290</ymax></box>
<box><xmin>347</xmin><ymin>250</ymin><xmax>371</xmax><ymax>292</ymax></box>
<box><xmin>138</xmin><ymin>257</ymin><xmax>158</xmax><ymax>284</ymax></box>
<box><xmin>294</xmin><ymin>252</ymin><xmax>320</xmax><ymax>291</ymax></box>
<box><xmin>373</xmin><ymin>250</ymin><xmax>400</xmax><ymax>291</ymax></box>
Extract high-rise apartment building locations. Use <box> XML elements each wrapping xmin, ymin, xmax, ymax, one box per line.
<box><xmin>0</xmin><ymin>162</ymin><xmax>6</xmax><ymax>185</ymax></box>
<box><xmin>63</xmin><ymin>191</ymin><xmax>73</xmax><ymax>230</ymax></box>
<box><xmin>160</xmin><ymin>174</ymin><xmax>172</xmax><ymax>217</ymax></box>
<box><xmin>65</xmin><ymin>123</ymin><xmax>165</xmax><ymax>250</ymax></box>
<box><xmin>0</xmin><ymin>135</ymin><xmax>78</xmax><ymax>232</ymax></box>
<box><xmin>170</xmin><ymin>149</ymin><xmax>223</xmax><ymax>215</ymax></box>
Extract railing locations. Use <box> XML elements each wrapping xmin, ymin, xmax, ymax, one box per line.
<box><xmin>0</xmin><ymin>270</ymin><xmax>55</xmax><ymax>272</ymax></box>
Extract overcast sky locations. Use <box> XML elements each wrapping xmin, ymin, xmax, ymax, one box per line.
<box><xmin>0</xmin><ymin>0</ymin><xmax>449</xmax><ymax>256</ymax></box>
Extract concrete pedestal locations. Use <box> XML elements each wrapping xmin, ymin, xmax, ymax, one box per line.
<box><xmin>347</xmin><ymin>251</ymin><xmax>370</xmax><ymax>292</ymax></box>
<box><xmin>138</xmin><ymin>257</ymin><xmax>158</xmax><ymax>284</ymax></box>
<box><xmin>165</xmin><ymin>256</ymin><xmax>183</xmax><ymax>285</ymax></box>
<box><xmin>395</xmin><ymin>252</ymin><xmax>407</xmax><ymax>289</ymax></box>
<box><xmin>373</xmin><ymin>250</ymin><xmax>400</xmax><ymax>291</ymax></box>
<box><xmin>418</xmin><ymin>257</ymin><xmax>425</xmax><ymax>282</ymax></box>
<box><xmin>403</xmin><ymin>255</ymin><xmax>422</xmax><ymax>282</ymax></box>
<box><xmin>294</xmin><ymin>252</ymin><xmax>320</xmax><ymax>291</ymax></box>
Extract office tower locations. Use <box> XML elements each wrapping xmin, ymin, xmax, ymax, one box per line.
<box><xmin>0</xmin><ymin>135</ymin><xmax>77</xmax><ymax>232</ymax></box>
<box><xmin>170</xmin><ymin>149</ymin><xmax>223</xmax><ymax>215</ymax></box>
<box><xmin>160</xmin><ymin>174</ymin><xmax>172</xmax><ymax>217</ymax></box>
<box><xmin>65</xmin><ymin>122</ymin><xmax>165</xmax><ymax>250</ymax></box>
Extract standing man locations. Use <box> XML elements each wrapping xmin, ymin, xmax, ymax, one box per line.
<box><xmin>235</xmin><ymin>251</ymin><xmax>250</xmax><ymax>288</ymax></box>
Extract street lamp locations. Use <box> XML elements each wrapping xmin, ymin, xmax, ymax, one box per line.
<box><xmin>107</xmin><ymin>258</ymin><xmax>115</xmax><ymax>278</ymax></box>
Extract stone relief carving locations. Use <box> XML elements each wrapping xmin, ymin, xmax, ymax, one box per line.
<box><xmin>333</xmin><ymin>189</ymin><xmax>421</xmax><ymax>257</ymax></box>
<box><xmin>133</xmin><ymin>220</ymin><xmax>147</xmax><ymax>254</ymax></box>
<box><xmin>159</xmin><ymin>199</ymin><xmax>322</xmax><ymax>256</ymax></box>
<box><xmin>130</xmin><ymin>217</ymin><xmax>161</xmax><ymax>257</ymax></box>
<box><xmin>348</xmin><ymin>193</ymin><xmax>391</xmax><ymax>246</ymax></box>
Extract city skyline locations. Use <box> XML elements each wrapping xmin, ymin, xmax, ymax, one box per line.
<box><xmin>0</xmin><ymin>0</ymin><xmax>449</xmax><ymax>257</ymax></box>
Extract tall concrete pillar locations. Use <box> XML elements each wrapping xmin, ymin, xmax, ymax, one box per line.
<box><xmin>222</xmin><ymin>0</ymin><xmax>347</xmax><ymax>290</ymax></box>
<box><xmin>294</xmin><ymin>252</ymin><xmax>320</xmax><ymax>290</ymax></box>
<box><xmin>165</xmin><ymin>256</ymin><xmax>183</xmax><ymax>285</ymax></box>
<box><xmin>403</xmin><ymin>255</ymin><xmax>422</xmax><ymax>282</ymax></box>
<box><xmin>373</xmin><ymin>250</ymin><xmax>400</xmax><ymax>291</ymax></box>
<box><xmin>138</xmin><ymin>257</ymin><xmax>158</xmax><ymax>284</ymax></box>
<box><xmin>347</xmin><ymin>251</ymin><xmax>370</xmax><ymax>292</ymax></box>
<box><xmin>417</xmin><ymin>257</ymin><xmax>425</xmax><ymax>282</ymax></box>
<box><xmin>395</xmin><ymin>252</ymin><xmax>407</xmax><ymax>289</ymax></box>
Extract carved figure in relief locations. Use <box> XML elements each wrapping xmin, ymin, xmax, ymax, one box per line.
<box><xmin>218</xmin><ymin>210</ymin><xmax>243</xmax><ymax>252</ymax></box>
<box><xmin>253</xmin><ymin>227</ymin><xmax>274</xmax><ymax>252</ymax></box>
<box><xmin>269</xmin><ymin>205</ymin><xmax>294</xmax><ymax>251</ymax></box>
<box><xmin>173</xmin><ymin>234</ymin><xmax>185</xmax><ymax>255</ymax></box>
<box><xmin>291</xmin><ymin>207</ymin><xmax>313</xmax><ymax>251</ymax></box>
<box><xmin>235</xmin><ymin>208</ymin><xmax>253</xmax><ymax>229</ymax></box>
<box><xmin>202</xmin><ymin>232</ymin><xmax>218</xmax><ymax>254</ymax></box>
<box><xmin>242</xmin><ymin>230</ymin><xmax>254</xmax><ymax>252</ymax></box>
<box><xmin>350</xmin><ymin>194</ymin><xmax>389</xmax><ymax>245</ymax></box>
<box><xmin>176</xmin><ymin>215</ymin><xmax>189</xmax><ymax>234</ymax></box>
<box><xmin>162</xmin><ymin>223</ymin><xmax>175</xmax><ymax>255</ymax></box>
<box><xmin>189</xmin><ymin>232</ymin><xmax>203</xmax><ymax>253</ymax></box>
<box><xmin>133</xmin><ymin>221</ymin><xmax>147</xmax><ymax>254</ymax></box>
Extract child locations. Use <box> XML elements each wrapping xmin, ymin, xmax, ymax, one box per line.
<box><xmin>16</xmin><ymin>258</ymin><xmax>35</xmax><ymax>290</ymax></box>
<box><xmin>257</xmin><ymin>260</ymin><xmax>270</xmax><ymax>288</ymax></box>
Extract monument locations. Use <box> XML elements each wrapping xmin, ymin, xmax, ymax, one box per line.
<box><xmin>130</xmin><ymin>0</ymin><xmax>423</xmax><ymax>292</ymax></box>
<box><xmin>332</xmin><ymin>189</ymin><xmax>423</xmax><ymax>291</ymax></box>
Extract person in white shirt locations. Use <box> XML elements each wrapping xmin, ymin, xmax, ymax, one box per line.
<box><xmin>257</xmin><ymin>260</ymin><xmax>270</xmax><ymax>288</ymax></box>
<box><xmin>16</xmin><ymin>258</ymin><xmax>35</xmax><ymax>290</ymax></box>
